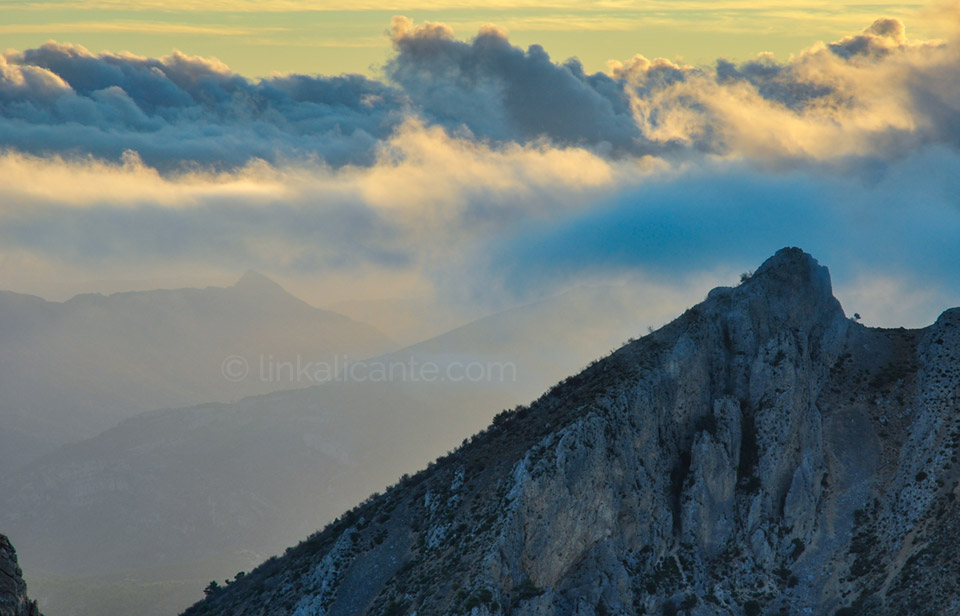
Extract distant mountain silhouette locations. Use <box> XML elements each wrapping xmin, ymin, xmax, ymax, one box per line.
<box><xmin>0</xmin><ymin>281</ymin><xmax>675</xmax><ymax>616</ymax></box>
<box><xmin>0</xmin><ymin>273</ymin><xmax>393</xmax><ymax>470</ymax></box>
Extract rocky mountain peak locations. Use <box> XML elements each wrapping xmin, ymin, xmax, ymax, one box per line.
<box><xmin>0</xmin><ymin>535</ymin><xmax>40</xmax><ymax>616</ymax></box>
<box><xmin>184</xmin><ymin>249</ymin><xmax>960</xmax><ymax>616</ymax></box>
<box><xmin>751</xmin><ymin>246</ymin><xmax>829</xmax><ymax>290</ymax></box>
<box><xmin>706</xmin><ymin>247</ymin><xmax>844</xmax><ymax>341</ymax></box>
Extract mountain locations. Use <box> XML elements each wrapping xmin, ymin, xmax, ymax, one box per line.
<box><xmin>182</xmin><ymin>248</ymin><xmax>960</xmax><ymax>616</ymax></box>
<box><xmin>0</xmin><ymin>282</ymin><xmax>683</xmax><ymax>616</ymax></box>
<box><xmin>0</xmin><ymin>272</ymin><xmax>393</xmax><ymax>470</ymax></box>
<box><xmin>0</xmin><ymin>535</ymin><xmax>40</xmax><ymax>616</ymax></box>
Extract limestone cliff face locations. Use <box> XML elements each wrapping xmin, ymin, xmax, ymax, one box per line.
<box><xmin>184</xmin><ymin>248</ymin><xmax>960</xmax><ymax>616</ymax></box>
<box><xmin>0</xmin><ymin>536</ymin><xmax>40</xmax><ymax>616</ymax></box>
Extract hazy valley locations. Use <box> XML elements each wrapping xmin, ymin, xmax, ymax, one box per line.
<box><xmin>0</xmin><ymin>274</ymin><xmax>686</xmax><ymax>616</ymax></box>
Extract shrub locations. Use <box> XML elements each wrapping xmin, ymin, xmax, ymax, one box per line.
<box><xmin>790</xmin><ymin>538</ymin><xmax>805</xmax><ymax>561</ymax></box>
<box><xmin>516</xmin><ymin>577</ymin><xmax>544</xmax><ymax>600</ymax></box>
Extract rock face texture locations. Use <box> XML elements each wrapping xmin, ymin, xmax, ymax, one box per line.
<box><xmin>0</xmin><ymin>536</ymin><xmax>40</xmax><ymax>616</ymax></box>
<box><xmin>183</xmin><ymin>248</ymin><xmax>960</xmax><ymax>616</ymax></box>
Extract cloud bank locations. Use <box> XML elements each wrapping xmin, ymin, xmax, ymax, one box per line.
<box><xmin>2</xmin><ymin>17</ymin><xmax>957</xmax><ymax>168</ymax></box>
<box><xmin>1</xmin><ymin>16</ymin><xmax>960</xmax><ymax>327</ymax></box>
<box><xmin>0</xmin><ymin>43</ymin><xmax>407</xmax><ymax>169</ymax></box>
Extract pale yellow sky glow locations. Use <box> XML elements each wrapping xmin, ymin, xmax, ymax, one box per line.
<box><xmin>0</xmin><ymin>0</ymin><xmax>937</xmax><ymax>76</ymax></box>
<box><xmin>0</xmin><ymin>1</ymin><xmax>928</xmax><ymax>10</ymax></box>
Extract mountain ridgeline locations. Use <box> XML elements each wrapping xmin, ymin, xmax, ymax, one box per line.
<box><xmin>0</xmin><ymin>272</ymin><xmax>393</xmax><ymax>472</ymax></box>
<box><xmin>184</xmin><ymin>248</ymin><xmax>960</xmax><ymax>616</ymax></box>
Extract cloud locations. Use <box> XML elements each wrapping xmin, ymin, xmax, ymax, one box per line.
<box><xmin>386</xmin><ymin>16</ymin><xmax>647</xmax><ymax>154</ymax></box>
<box><xmin>1</xmin><ymin>17</ymin><xmax>958</xmax><ymax>170</ymax></box>
<box><xmin>2</xmin><ymin>16</ymin><xmax>960</xmax><ymax>327</ymax></box>
<box><xmin>381</xmin><ymin>13</ymin><xmax>959</xmax><ymax>168</ymax></box>
<box><xmin>9</xmin><ymin>123</ymin><xmax>955</xmax><ymax>327</ymax></box>
<box><xmin>0</xmin><ymin>119</ymin><xmax>629</xmax><ymax>290</ymax></box>
<box><xmin>473</xmin><ymin>145</ymin><xmax>960</xmax><ymax>319</ymax></box>
<box><xmin>828</xmin><ymin>17</ymin><xmax>909</xmax><ymax>59</ymax></box>
<box><xmin>0</xmin><ymin>42</ymin><xmax>408</xmax><ymax>170</ymax></box>
<box><xmin>836</xmin><ymin>274</ymin><xmax>957</xmax><ymax>329</ymax></box>
<box><xmin>609</xmin><ymin>18</ymin><xmax>960</xmax><ymax>160</ymax></box>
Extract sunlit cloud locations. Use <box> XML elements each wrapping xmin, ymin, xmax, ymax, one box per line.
<box><xmin>0</xmin><ymin>119</ymin><xmax>637</xmax><ymax>282</ymax></box>
<box><xmin>1</xmin><ymin>14</ymin><xmax>959</xmax><ymax>326</ymax></box>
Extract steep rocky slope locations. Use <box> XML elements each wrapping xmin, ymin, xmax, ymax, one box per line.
<box><xmin>0</xmin><ymin>535</ymin><xmax>40</xmax><ymax>616</ymax></box>
<box><xmin>184</xmin><ymin>248</ymin><xmax>960</xmax><ymax>616</ymax></box>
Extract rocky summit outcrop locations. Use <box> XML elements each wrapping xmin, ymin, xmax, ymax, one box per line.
<box><xmin>0</xmin><ymin>536</ymin><xmax>40</xmax><ymax>616</ymax></box>
<box><xmin>183</xmin><ymin>248</ymin><xmax>960</xmax><ymax>616</ymax></box>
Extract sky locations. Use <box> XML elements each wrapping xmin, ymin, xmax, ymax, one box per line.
<box><xmin>0</xmin><ymin>1</ymin><xmax>941</xmax><ymax>77</ymax></box>
<box><xmin>1</xmin><ymin>1</ymin><xmax>959</xmax><ymax>331</ymax></box>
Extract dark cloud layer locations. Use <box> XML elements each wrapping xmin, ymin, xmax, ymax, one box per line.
<box><xmin>0</xmin><ymin>43</ymin><xmax>407</xmax><ymax>170</ymax></box>
<box><xmin>1</xmin><ymin>18</ymin><xmax>960</xmax><ymax>169</ymax></box>
<box><xmin>385</xmin><ymin>17</ymin><xmax>647</xmax><ymax>154</ymax></box>
<box><xmin>714</xmin><ymin>57</ymin><xmax>833</xmax><ymax>110</ymax></box>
